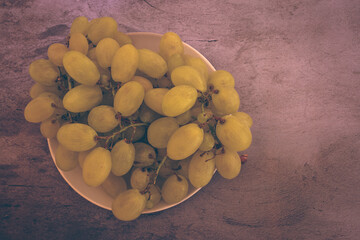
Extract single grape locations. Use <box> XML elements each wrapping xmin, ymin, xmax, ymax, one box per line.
<box><xmin>171</xmin><ymin>65</ymin><xmax>207</xmax><ymax>92</ymax></box>
<box><xmin>63</xmin><ymin>85</ymin><xmax>103</xmax><ymax>113</ymax></box>
<box><xmin>111</xmin><ymin>44</ymin><xmax>139</xmax><ymax>83</ymax></box>
<box><xmin>78</xmin><ymin>149</ymin><xmax>92</xmax><ymax>169</ymax></box>
<box><xmin>123</xmin><ymin>125</ymin><xmax>146</xmax><ymax>142</ymax></box>
<box><xmin>167</xmin><ymin>53</ymin><xmax>185</xmax><ymax>76</ymax></box>
<box><xmin>175</xmin><ymin>109</ymin><xmax>192</xmax><ymax>125</ymax></box>
<box><xmin>130</xmin><ymin>167</ymin><xmax>150</xmax><ymax>191</ymax></box>
<box><xmin>55</xmin><ymin>144</ymin><xmax>79</xmax><ymax>171</ymax></box>
<box><xmin>184</xmin><ymin>55</ymin><xmax>209</xmax><ymax>82</ymax></box>
<box><xmin>131</xmin><ymin>76</ymin><xmax>153</xmax><ymax>92</ymax></box>
<box><xmin>145</xmin><ymin>184</ymin><xmax>161</xmax><ymax>209</ymax></box>
<box><xmin>111</xmin><ymin>139</ymin><xmax>135</xmax><ymax>176</ymax></box>
<box><xmin>232</xmin><ymin>111</ymin><xmax>253</xmax><ymax>128</ymax></box>
<box><xmin>144</xmin><ymin>88</ymin><xmax>169</xmax><ymax>115</ymax></box>
<box><xmin>87</xmin><ymin>17</ymin><xmax>118</xmax><ymax>45</ymax></box>
<box><xmin>147</xmin><ymin>117</ymin><xmax>179</xmax><ymax>149</ymax></box>
<box><xmin>29</xmin><ymin>59</ymin><xmax>59</xmax><ymax>86</ymax></box>
<box><xmin>29</xmin><ymin>83</ymin><xmax>61</xmax><ymax>99</ymax></box>
<box><xmin>161</xmin><ymin>174</ymin><xmax>188</xmax><ymax>204</ymax></box>
<box><xmin>24</xmin><ymin>96</ymin><xmax>55</xmax><ymax>123</ymax></box>
<box><xmin>208</xmin><ymin>70</ymin><xmax>235</xmax><ymax>89</ymax></box>
<box><xmin>69</xmin><ymin>32</ymin><xmax>89</xmax><ymax>55</ymax></box>
<box><xmin>188</xmin><ymin>151</ymin><xmax>215</xmax><ymax>188</ymax></box>
<box><xmin>112</xmin><ymin>189</ymin><xmax>146</xmax><ymax>221</ymax></box>
<box><xmin>133</xmin><ymin>142</ymin><xmax>156</xmax><ymax>167</ymax></box>
<box><xmin>113</xmin><ymin>81</ymin><xmax>145</xmax><ymax>117</ymax></box>
<box><xmin>87</xmin><ymin>105</ymin><xmax>118</xmax><ymax>133</ymax></box>
<box><xmin>199</xmin><ymin>132</ymin><xmax>215</xmax><ymax>151</ymax></box>
<box><xmin>95</xmin><ymin>38</ymin><xmax>120</xmax><ymax>69</ymax></box>
<box><xmin>37</xmin><ymin>92</ymin><xmax>66</xmax><ymax>115</ymax></box>
<box><xmin>215</xmin><ymin>149</ymin><xmax>241</xmax><ymax>179</ymax></box>
<box><xmin>212</xmin><ymin>87</ymin><xmax>240</xmax><ymax>115</ymax></box>
<box><xmin>139</xmin><ymin>104</ymin><xmax>161</xmax><ymax>123</ymax></box>
<box><xmin>162</xmin><ymin>85</ymin><xmax>198</xmax><ymax>117</ymax></box>
<box><xmin>176</xmin><ymin>157</ymin><xmax>191</xmax><ymax>179</ymax></box>
<box><xmin>113</xmin><ymin>31</ymin><xmax>132</xmax><ymax>46</ymax></box>
<box><xmin>138</xmin><ymin>48</ymin><xmax>167</xmax><ymax>79</ymax></box>
<box><xmin>101</xmin><ymin>173</ymin><xmax>127</xmax><ymax>198</ymax></box>
<box><xmin>159</xmin><ymin>32</ymin><xmax>184</xmax><ymax>61</ymax></box>
<box><xmin>47</xmin><ymin>43</ymin><xmax>68</xmax><ymax>66</ymax></box>
<box><xmin>40</xmin><ymin>117</ymin><xmax>60</xmax><ymax>138</ymax></box>
<box><xmin>70</xmin><ymin>16</ymin><xmax>90</xmax><ymax>36</ymax></box>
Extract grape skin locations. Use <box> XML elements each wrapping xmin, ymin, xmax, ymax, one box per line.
<box><xmin>111</xmin><ymin>140</ymin><xmax>135</xmax><ymax>176</ymax></box>
<box><xmin>112</xmin><ymin>189</ymin><xmax>146</xmax><ymax>221</ymax></box>
<box><xmin>161</xmin><ymin>174</ymin><xmax>189</xmax><ymax>204</ymax></box>
<box><xmin>188</xmin><ymin>151</ymin><xmax>215</xmax><ymax>188</ymax></box>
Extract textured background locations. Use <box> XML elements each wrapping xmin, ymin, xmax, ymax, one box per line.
<box><xmin>1</xmin><ymin>0</ymin><xmax>360</xmax><ymax>239</ymax></box>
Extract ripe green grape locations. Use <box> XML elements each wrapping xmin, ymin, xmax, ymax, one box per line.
<box><xmin>196</xmin><ymin>109</ymin><xmax>213</xmax><ymax>124</ymax></box>
<box><xmin>208</xmin><ymin>70</ymin><xmax>235</xmax><ymax>89</ymax></box>
<box><xmin>175</xmin><ymin>109</ymin><xmax>192</xmax><ymax>125</ymax></box>
<box><xmin>188</xmin><ymin>151</ymin><xmax>215</xmax><ymax>188</ymax></box>
<box><xmin>101</xmin><ymin>173</ymin><xmax>127</xmax><ymax>198</ymax></box>
<box><xmin>167</xmin><ymin>123</ymin><xmax>204</xmax><ymax>160</ymax></box>
<box><xmin>24</xmin><ymin>96</ymin><xmax>55</xmax><ymax>123</ymax></box>
<box><xmin>29</xmin><ymin>59</ymin><xmax>59</xmax><ymax>86</ymax></box>
<box><xmin>111</xmin><ymin>44</ymin><xmax>139</xmax><ymax>83</ymax></box>
<box><xmin>112</xmin><ymin>189</ymin><xmax>146</xmax><ymax>221</ymax></box>
<box><xmin>167</xmin><ymin>53</ymin><xmax>185</xmax><ymax>76</ymax></box>
<box><xmin>82</xmin><ymin>147</ymin><xmax>112</xmax><ymax>187</ymax></box>
<box><xmin>130</xmin><ymin>167</ymin><xmax>150</xmax><ymax>191</ymax></box>
<box><xmin>138</xmin><ymin>104</ymin><xmax>161</xmax><ymax>123</ymax></box>
<box><xmin>145</xmin><ymin>184</ymin><xmax>161</xmax><ymax>209</ymax></box>
<box><xmin>176</xmin><ymin>157</ymin><xmax>191</xmax><ymax>179</ymax></box>
<box><xmin>133</xmin><ymin>142</ymin><xmax>156</xmax><ymax>167</ymax></box>
<box><xmin>95</xmin><ymin>38</ymin><xmax>120</xmax><ymax>69</ymax></box>
<box><xmin>184</xmin><ymin>55</ymin><xmax>209</xmax><ymax>81</ymax></box>
<box><xmin>111</xmin><ymin>139</ymin><xmax>135</xmax><ymax>176</ymax></box>
<box><xmin>144</xmin><ymin>88</ymin><xmax>169</xmax><ymax>115</ymax></box>
<box><xmin>29</xmin><ymin>83</ymin><xmax>61</xmax><ymax>99</ymax></box>
<box><xmin>56</xmin><ymin>123</ymin><xmax>98</xmax><ymax>152</ymax></box>
<box><xmin>215</xmin><ymin>149</ymin><xmax>241</xmax><ymax>179</ymax></box>
<box><xmin>113</xmin><ymin>31</ymin><xmax>132</xmax><ymax>46</ymax></box>
<box><xmin>159</xmin><ymin>32</ymin><xmax>184</xmax><ymax>61</ymax></box>
<box><xmin>70</xmin><ymin>16</ymin><xmax>90</xmax><ymax>36</ymax></box>
<box><xmin>171</xmin><ymin>66</ymin><xmax>207</xmax><ymax>92</ymax></box>
<box><xmin>212</xmin><ymin>87</ymin><xmax>240</xmax><ymax>115</ymax></box>
<box><xmin>87</xmin><ymin>17</ymin><xmax>118</xmax><ymax>45</ymax></box>
<box><xmin>40</xmin><ymin>117</ymin><xmax>60</xmax><ymax>138</ymax></box>
<box><xmin>162</xmin><ymin>85</ymin><xmax>197</xmax><ymax>117</ymax></box>
<box><xmin>123</xmin><ymin>125</ymin><xmax>146</xmax><ymax>142</ymax></box>
<box><xmin>78</xmin><ymin>149</ymin><xmax>92</xmax><ymax>168</ymax></box>
<box><xmin>147</xmin><ymin>117</ymin><xmax>179</xmax><ymax>148</ymax></box>
<box><xmin>87</xmin><ymin>105</ymin><xmax>118</xmax><ymax>133</ymax></box>
<box><xmin>161</xmin><ymin>174</ymin><xmax>188</xmax><ymax>204</ymax></box>
<box><xmin>199</xmin><ymin>132</ymin><xmax>215</xmax><ymax>151</ymax></box>
<box><xmin>138</xmin><ymin>48</ymin><xmax>167</xmax><ymax>79</ymax></box>
<box><xmin>47</xmin><ymin>43</ymin><xmax>68</xmax><ymax>66</ymax></box>
<box><xmin>55</xmin><ymin>144</ymin><xmax>79</xmax><ymax>171</ymax></box>
<box><xmin>37</xmin><ymin>92</ymin><xmax>66</xmax><ymax>115</ymax></box>
<box><xmin>113</xmin><ymin>81</ymin><xmax>144</xmax><ymax>117</ymax></box>
<box><xmin>131</xmin><ymin>76</ymin><xmax>153</xmax><ymax>92</ymax></box>
<box><xmin>63</xmin><ymin>85</ymin><xmax>103</xmax><ymax>113</ymax></box>
<box><xmin>69</xmin><ymin>32</ymin><xmax>89</xmax><ymax>55</ymax></box>
<box><xmin>232</xmin><ymin>111</ymin><xmax>253</xmax><ymax>128</ymax></box>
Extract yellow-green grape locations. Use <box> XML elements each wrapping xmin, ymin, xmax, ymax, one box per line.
<box><xmin>196</xmin><ymin>109</ymin><xmax>213</xmax><ymax>124</ymax></box>
<box><xmin>171</xmin><ymin>66</ymin><xmax>207</xmax><ymax>92</ymax></box>
<box><xmin>82</xmin><ymin>147</ymin><xmax>112</xmax><ymax>187</ymax></box>
<box><xmin>157</xmin><ymin>76</ymin><xmax>172</xmax><ymax>88</ymax></box>
<box><xmin>184</xmin><ymin>55</ymin><xmax>209</xmax><ymax>82</ymax></box>
<box><xmin>55</xmin><ymin>144</ymin><xmax>79</xmax><ymax>171</ymax></box>
<box><xmin>47</xmin><ymin>43</ymin><xmax>68</xmax><ymax>66</ymax></box>
<box><xmin>123</xmin><ymin>125</ymin><xmax>146</xmax><ymax>142</ymax></box>
<box><xmin>167</xmin><ymin>123</ymin><xmax>204</xmax><ymax>160</ymax></box>
<box><xmin>30</xmin><ymin>83</ymin><xmax>61</xmax><ymax>99</ymax></box>
<box><xmin>159</xmin><ymin>32</ymin><xmax>184</xmax><ymax>61</ymax></box>
<box><xmin>87</xmin><ymin>105</ymin><xmax>118</xmax><ymax>133</ymax></box>
<box><xmin>113</xmin><ymin>81</ymin><xmax>144</xmax><ymax>117</ymax></box>
<box><xmin>90</xmin><ymin>57</ymin><xmax>111</xmax><ymax>87</ymax></box>
<box><xmin>147</xmin><ymin>117</ymin><xmax>179</xmax><ymax>148</ymax></box>
<box><xmin>161</xmin><ymin>174</ymin><xmax>188</xmax><ymax>204</ymax></box>
<box><xmin>131</xmin><ymin>76</ymin><xmax>153</xmax><ymax>92</ymax></box>
<box><xmin>87</xmin><ymin>17</ymin><xmax>118</xmax><ymax>45</ymax></box>
<box><xmin>188</xmin><ymin>151</ymin><xmax>215</xmax><ymax>188</ymax></box>
<box><xmin>29</xmin><ymin>59</ymin><xmax>59</xmax><ymax>86</ymax></box>
<box><xmin>208</xmin><ymin>70</ymin><xmax>235</xmax><ymax>89</ymax></box>
<box><xmin>175</xmin><ymin>109</ymin><xmax>192</xmax><ymax>125</ymax></box>
<box><xmin>112</xmin><ymin>189</ymin><xmax>146</xmax><ymax>221</ymax></box>
<box><xmin>78</xmin><ymin>149</ymin><xmax>92</xmax><ymax>168</ymax></box>
<box><xmin>162</xmin><ymin>85</ymin><xmax>197</xmax><ymax>117</ymax></box>
<box><xmin>56</xmin><ymin>123</ymin><xmax>98</xmax><ymax>152</ymax></box>
<box><xmin>87</xmin><ymin>47</ymin><xmax>97</xmax><ymax>61</ymax></box>
<box><xmin>113</xmin><ymin>31</ymin><xmax>132</xmax><ymax>46</ymax></box>
<box><xmin>212</xmin><ymin>87</ymin><xmax>240</xmax><ymax>115</ymax></box>
<box><xmin>111</xmin><ymin>44</ymin><xmax>139</xmax><ymax>83</ymax></box>
<box><xmin>134</xmin><ymin>142</ymin><xmax>156</xmax><ymax>167</ymax></box>
<box><xmin>138</xmin><ymin>48</ymin><xmax>167</xmax><ymax>79</ymax></box>
<box><xmin>130</xmin><ymin>167</ymin><xmax>150</xmax><ymax>191</ymax></box>
<box><xmin>101</xmin><ymin>173</ymin><xmax>127</xmax><ymax>198</ymax></box>
<box><xmin>37</xmin><ymin>92</ymin><xmax>66</xmax><ymax>115</ymax></box>
<box><xmin>63</xmin><ymin>51</ymin><xmax>100</xmax><ymax>86</ymax></box>
<box><xmin>177</xmin><ymin>157</ymin><xmax>191</xmax><ymax>179</ymax></box>
<box><xmin>216</xmin><ymin>115</ymin><xmax>252</xmax><ymax>152</ymax></box>
<box><xmin>145</xmin><ymin>184</ymin><xmax>161</xmax><ymax>209</ymax></box>
<box><xmin>215</xmin><ymin>149</ymin><xmax>241</xmax><ymax>179</ymax></box>
<box><xmin>24</xmin><ymin>96</ymin><xmax>55</xmax><ymax>123</ymax></box>
<box><xmin>40</xmin><ymin>117</ymin><xmax>60</xmax><ymax>138</ymax></box>
<box><xmin>69</xmin><ymin>32</ymin><xmax>89</xmax><ymax>55</ymax></box>
<box><xmin>167</xmin><ymin>53</ymin><xmax>185</xmax><ymax>75</ymax></box>
<box><xmin>111</xmin><ymin>139</ymin><xmax>135</xmax><ymax>176</ymax></box>
<box><xmin>232</xmin><ymin>111</ymin><xmax>253</xmax><ymax>128</ymax></box>
<box><xmin>199</xmin><ymin>132</ymin><xmax>215</xmax><ymax>151</ymax></box>
<box><xmin>63</xmin><ymin>85</ymin><xmax>102</xmax><ymax>113</ymax></box>
<box><xmin>70</xmin><ymin>16</ymin><xmax>90</xmax><ymax>36</ymax></box>
<box><xmin>144</xmin><ymin>88</ymin><xmax>169</xmax><ymax>115</ymax></box>
<box><xmin>95</xmin><ymin>38</ymin><xmax>120</xmax><ymax>69</ymax></box>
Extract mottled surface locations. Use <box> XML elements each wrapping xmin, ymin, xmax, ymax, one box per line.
<box><xmin>1</xmin><ymin>0</ymin><xmax>360</xmax><ymax>239</ymax></box>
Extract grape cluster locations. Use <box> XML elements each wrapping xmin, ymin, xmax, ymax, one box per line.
<box><xmin>24</xmin><ymin>16</ymin><xmax>253</xmax><ymax>221</ymax></box>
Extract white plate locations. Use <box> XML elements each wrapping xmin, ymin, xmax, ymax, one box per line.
<box><xmin>48</xmin><ymin>32</ymin><xmax>216</xmax><ymax>213</ymax></box>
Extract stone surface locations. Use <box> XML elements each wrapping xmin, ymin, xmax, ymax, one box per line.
<box><xmin>1</xmin><ymin>0</ymin><xmax>360</xmax><ymax>239</ymax></box>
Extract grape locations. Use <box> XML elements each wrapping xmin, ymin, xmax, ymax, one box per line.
<box><xmin>197</xmin><ymin>109</ymin><xmax>213</xmax><ymax>124</ymax></box>
<box><xmin>47</xmin><ymin>43</ymin><xmax>68</xmax><ymax>66</ymax></box>
<box><xmin>215</xmin><ymin>149</ymin><xmax>241</xmax><ymax>179</ymax></box>
<box><xmin>188</xmin><ymin>151</ymin><xmax>215</xmax><ymax>188</ymax></box>
<box><xmin>40</xmin><ymin>117</ymin><xmax>60</xmax><ymax>138</ymax></box>
<box><xmin>131</xmin><ymin>76</ymin><xmax>153</xmax><ymax>92</ymax></box>
<box><xmin>167</xmin><ymin>123</ymin><xmax>204</xmax><ymax>160</ymax></box>
<box><xmin>161</xmin><ymin>174</ymin><xmax>188</xmax><ymax>204</ymax></box>
<box><xmin>216</xmin><ymin>115</ymin><xmax>252</xmax><ymax>152</ymax></box>
<box><xmin>144</xmin><ymin>88</ymin><xmax>169</xmax><ymax>115</ymax></box>
<box><xmin>113</xmin><ymin>81</ymin><xmax>144</xmax><ymax>117</ymax></box>
<box><xmin>37</xmin><ymin>92</ymin><xmax>66</xmax><ymax>115</ymax></box>
<box><xmin>167</xmin><ymin>53</ymin><xmax>185</xmax><ymax>75</ymax></box>
<box><xmin>138</xmin><ymin>48</ymin><xmax>167</xmax><ymax>79</ymax></box>
<box><xmin>82</xmin><ymin>147</ymin><xmax>112</xmax><ymax>187</ymax></box>
<box><xmin>199</xmin><ymin>132</ymin><xmax>215</xmax><ymax>151</ymax></box>
<box><xmin>95</xmin><ymin>38</ymin><xmax>120</xmax><ymax>69</ymax></box>
<box><xmin>69</xmin><ymin>32</ymin><xmax>89</xmax><ymax>55</ymax></box>
<box><xmin>147</xmin><ymin>117</ymin><xmax>179</xmax><ymax>148</ymax></box>
<box><xmin>130</xmin><ymin>167</ymin><xmax>150</xmax><ymax>191</ymax></box>
<box><xmin>29</xmin><ymin>83</ymin><xmax>61</xmax><ymax>99</ymax></box>
<box><xmin>138</xmin><ymin>104</ymin><xmax>159</xmax><ymax>124</ymax></box>
<box><xmin>158</xmin><ymin>158</ymin><xmax>177</xmax><ymax>178</ymax></box>
<box><xmin>87</xmin><ymin>105</ymin><xmax>118</xmax><ymax>133</ymax></box>
<box><xmin>101</xmin><ymin>173</ymin><xmax>127</xmax><ymax>198</ymax></box>
<box><xmin>56</xmin><ymin>123</ymin><xmax>98</xmax><ymax>152</ymax></box>
<box><xmin>175</xmin><ymin>109</ymin><xmax>192</xmax><ymax>125</ymax></box>
<box><xmin>176</xmin><ymin>157</ymin><xmax>191</xmax><ymax>179</ymax></box>
<box><xmin>184</xmin><ymin>55</ymin><xmax>209</xmax><ymax>81</ymax></box>
<box><xmin>29</xmin><ymin>59</ymin><xmax>59</xmax><ymax>86</ymax></box>
<box><xmin>111</xmin><ymin>139</ymin><xmax>135</xmax><ymax>176</ymax></box>
<box><xmin>159</xmin><ymin>32</ymin><xmax>184</xmax><ymax>61</ymax></box>
<box><xmin>113</xmin><ymin>31</ymin><xmax>132</xmax><ymax>46</ymax></box>
<box><xmin>55</xmin><ymin>144</ymin><xmax>79</xmax><ymax>171</ymax></box>
<box><xmin>87</xmin><ymin>17</ymin><xmax>118</xmax><ymax>45</ymax></box>
<box><xmin>24</xmin><ymin>96</ymin><xmax>55</xmax><ymax>123</ymax></box>
<box><xmin>111</xmin><ymin>44</ymin><xmax>139</xmax><ymax>83</ymax></box>
<box><xmin>208</xmin><ymin>70</ymin><xmax>235</xmax><ymax>89</ymax></box>
<box><xmin>78</xmin><ymin>149</ymin><xmax>92</xmax><ymax>169</ymax></box>
<box><xmin>70</xmin><ymin>16</ymin><xmax>90</xmax><ymax>36</ymax></box>
<box><xmin>87</xmin><ymin>47</ymin><xmax>97</xmax><ymax>61</ymax></box>
<box><xmin>123</xmin><ymin>125</ymin><xmax>146</xmax><ymax>142</ymax></box>
<box><xmin>63</xmin><ymin>85</ymin><xmax>103</xmax><ymax>113</ymax></box>
<box><xmin>212</xmin><ymin>87</ymin><xmax>240</xmax><ymax>115</ymax></box>
<box><xmin>171</xmin><ymin>66</ymin><xmax>207</xmax><ymax>92</ymax></box>
<box><xmin>232</xmin><ymin>111</ymin><xmax>253</xmax><ymax>128</ymax></box>
<box><xmin>162</xmin><ymin>85</ymin><xmax>198</xmax><ymax>117</ymax></box>
<box><xmin>145</xmin><ymin>184</ymin><xmax>161</xmax><ymax>209</ymax></box>
<box><xmin>133</xmin><ymin>142</ymin><xmax>156</xmax><ymax>167</ymax></box>
<box><xmin>112</xmin><ymin>189</ymin><xmax>146</xmax><ymax>221</ymax></box>
<box><xmin>63</xmin><ymin>51</ymin><xmax>100</xmax><ymax>86</ymax></box>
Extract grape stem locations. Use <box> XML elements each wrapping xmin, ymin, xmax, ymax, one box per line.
<box><xmin>152</xmin><ymin>155</ymin><xmax>167</xmax><ymax>185</ymax></box>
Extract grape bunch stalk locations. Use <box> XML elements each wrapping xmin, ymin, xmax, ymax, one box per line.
<box><xmin>24</xmin><ymin>16</ymin><xmax>253</xmax><ymax>221</ymax></box>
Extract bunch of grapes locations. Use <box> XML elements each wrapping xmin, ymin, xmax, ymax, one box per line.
<box><xmin>24</xmin><ymin>16</ymin><xmax>253</xmax><ymax>221</ymax></box>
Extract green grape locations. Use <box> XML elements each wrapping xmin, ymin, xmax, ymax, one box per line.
<box><xmin>159</xmin><ymin>32</ymin><xmax>184</xmax><ymax>61</ymax></box>
<box><xmin>112</xmin><ymin>189</ymin><xmax>146</xmax><ymax>221</ymax></box>
<box><xmin>162</xmin><ymin>85</ymin><xmax>197</xmax><ymax>117</ymax></box>
<box><xmin>24</xmin><ymin>96</ymin><xmax>55</xmax><ymax>123</ymax></box>
<box><xmin>145</xmin><ymin>184</ymin><xmax>161</xmax><ymax>209</ymax></box>
<box><xmin>87</xmin><ymin>47</ymin><xmax>97</xmax><ymax>61</ymax></box>
<box><xmin>70</xmin><ymin>16</ymin><xmax>90</xmax><ymax>36</ymax></box>
<box><xmin>188</xmin><ymin>151</ymin><xmax>215</xmax><ymax>188</ymax></box>
<box><xmin>69</xmin><ymin>32</ymin><xmax>89</xmax><ymax>55</ymax></box>
<box><xmin>199</xmin><ymin>132</ymin><xmax>215</xmax><ymax>151</ymax></box>
<box><xmin>184</xmin><ymin>55</ymin><xmax>209</xmax><ymax>82</ymax></box>
<box><xmin>171</xmin><ymin>66</ymin><xmax>207</xmax><ymax>92</ymax></box>
<box><xmin>133</xmin><ymin>142</ymin><xmax>156</xmax><ymax>167</ymax></box>
<box><xmin>29</xmin><ymin>83</ymin><xmax>61</xmax><ymax>99</ymax></box>
<box><xmin>130</xmin><ymin>167</ymin><xmax>150</xmax><ymax>191</ymax></box>
<box><xmin>197</xmin><ymin>109</ymin><xmax>213</xmax><ymax>124</ymax></box>
<box><xmin>101</xmin><ymin>173</ymin><xmax>127</xmax><ymax>198</ymax></box>
<box><xmin>131</xmin><ymin>76</ymin><xmax>153</xmax><ymax>92</ymax></box>
<box><xmin>82</xmin><ymin>147</ymin><xmax>112</xmax><ymax>187</ymax></box>
<box><xmin>55</xmin><ymin>144</ymin><xmax>79</xmax><ymax>171</ymax></box>
<box><xmin>138</xmin><ymin>48</ymin><xmax>167</xmax><ymax>79</ymax></box>
<box><xmin>139</xmin><ymin>104</ymin><xmax>161</xmax><ymax>123</ymax></box>
<box><xmin>113</xmin><ymin>81</ymin><xmax>144</xmax><ymax>117</ymax></box>
<box><xmin>208</xmin><ymin>70</ymin><xmax>235</xmax><ymax>89</ymax></box>
<box><xmin>123</xmin><ymin>125</ymin><xmax>146</xmax><ymax>142</ymax></box>
<box><xmin>87</xmin><ymin>17</ymin><xmax>118</xmax><ymax>45</ymax></box>
<box><xmin>175</xmin><ymin>109</ymin><xmax>192</xmax><ymax>125</ymax></box>
<box><xmin>95</xmin><ymin>38</ymin><xmax>120</xmax><ymax>69</ymax></box>
<box><xmin>113</xmin><ymin>31</ymin><xmax>132</xmax><ymax>46</ymax></box>
<box><xmin>144</xmin><ymin>88</ymin><xmax>169</xmax><ymax>115</ymax></box>
<box><xmin>38</xmin><ymin>92</ymin><xmax>66</xmax><ymax>115</ymax></box>
<box><xmin>216</xmin><ymin>115</ymin><xmax>252</xmax><ymax>152</ymax></box>
<box><xmin>157</xmin><ymin>76</ymin><xmax>172</xmax><ymax>88</ymax></box>
<box><xmin>176</xmin><ymin>157</ymin><xmax>191</xmax><ymax>179</ymax></box>
<box><xmin>167</xmin><ymin>53</ymin><xmax>185</xmax><ymax>76</ymax></box>
<box><xmin>215</xmin><ymin>149</ymin><xmax>241</xmax><ymax>179</ymax></box>
<box><xmin>161</xmin><ymin>174</ymin><xmax>188</xmax><ymax>204</ymax></box>
<box><xmin>63</xmin><ymin>50</ymin><xmax>100</xmax><ymax>86</ymax></box>
<box><xmin>47</xmin><ymin>43</ymin><xmax>68</xmax><ymax>66</ymax></box>
<box><xmin>232</xmin><ymin>111</ymin><xmax>253</xmax><ymax>128</ymax></box>
<box><xmin>158</xmin><ymin>158</ymin><xmax>176</xmax><ymax>178</ymax></box>
<box><xmin>147</xmin><ymin>117</ymin><xmax>179</xmax><ymax>148</ymax></box>
<box><xmin>111</xmin><ymin>139</ymin><xmax>135</xmax><ymax>176</ymax></box>
<box><xmin>111</xmin><ymin>44</ymin><xmax>139</xmax><ymax>83</ymax></box>
<box><xmin>78</xmin><ymin>149</ymin><xmax>92</xmax><ymax>168</ymax></box>
<box><xmin>63</xmin><ymin>85</ymin><xmax>103</xmax><ymax>113</ymax></box>
<box><xmin>87</xmin><ymin>105</ymin><xmax>118</xmax><ymax>133</ymax></box>
<box><xmin>167</xmin><ymin>123</ymin><xmax>204</xmax><ymax>160</ymax></box>
<box><xmin>40</xmin><ymin>117</ymin><xmax>60</xmax><ymax>138</ymax></box>
<box><xmin>29</xmin><ymin>59</ymin><xmax>59</xmax><ymax>86</ymax></box>
<box><xmin>212</xmin><ymin>87</ymin><xmax>240</xmax><ymax>115</ymax></box>
<box><xmin>56</xmin><ymin>123</ymin><xmax>98</xmax><ymax>152</ymax></box>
